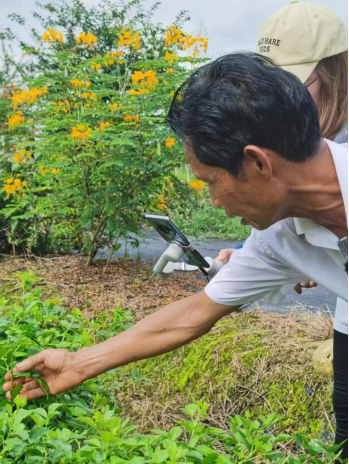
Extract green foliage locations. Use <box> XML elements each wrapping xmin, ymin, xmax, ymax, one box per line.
<box><xmin>0</xmin><ymin>0</ymin><xmax>210</xmax><ymax>262</ymax></box>
<box><xmin>0</xmin><ymin>272</ymin><xmax>346</xmax><ymax>462</ymax></box>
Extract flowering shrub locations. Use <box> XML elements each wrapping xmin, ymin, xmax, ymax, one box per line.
<box><xmin>0</xmin><ymin>0</ymin><xmax>210</xmax><ymax>262</ymax></box>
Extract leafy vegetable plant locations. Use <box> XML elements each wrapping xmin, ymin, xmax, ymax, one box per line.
<box><xmin>0</xmin><ymin>272</ymin><xmax>346</xmax><ymax>463</ymax></box>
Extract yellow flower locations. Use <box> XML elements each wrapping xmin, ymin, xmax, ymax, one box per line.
<box><xmin>76</xmin><ymin>32</ymin><xmax>97</xmax><ymax>47</ymax></box>
<box><xmin>12</xmin><ymin>87</ymin><xmax>47</xmax><ymax>108</ymax></box>
<box><xmin>8</xmin><ymin>111</ymin><xmax>25</xmax><ymax>129</ymax></box>
<box><xmin>164</xmin><ymin>26</ymin><xmax>208</xmax><ymax>54</ymax></box>
<box><xmin>108</xmin><ymin>103</ymin><xmax>119</xmax><ymax>113</ymax></box>
<box><xmin>13</xmin><ymin>154</ymin><xmax>21</xmax><ymax>164</ymax></box>
<box><xmin>3</xmin><ymin>178</ymin><xmax>26</xmax><ymax>197</ymax></box>
<box><xmin>51</xmin><ymin>168</ymin><xmax>60</xmax><ymax>175</ymax></box>
<box><xmin>189</xmin><ymin>180</ymin><xmax>205</xmax><ymax>193</ymax></box>
<box><xmin>71</xmin><ymin>125</ymin><xmax>91</xmax><ymax>141</ymax></box>
<box><xmin>99</xmin><ymin>122</ymin><xmax>113</xmax><ymax>131</ymax></box>
<box><xmin>131</xmin><ymin>70</ymin><xmax>158</xmax><ymax>91</ymax></box>
<box><xmin>166</xmin><ymin>138</ymin><xmax>175</xmax><ymax>149</ymax></box>
<box><xmin>70</xmin><ymin>79</ymin><xmax>91</xmax><ymax>88</ymax></box>
<box><xmin>132</xmin><ymin>71</ymin><xmax>145</xmax><ymax>83</ymax></box>
<box><xmin>124</xmin><ymin>115</ymin><xmax>139</xmax><ymax>123</ymax></box>
<box><xmin>166</xmin><ymin>68</ymin><xmax>174</xmax><ymax>73</ymax></box>
<box><xmin>118</xmin><ymin>29</ymin><xmax>141</xmax><ymax>50</ymax></box>
<box><xmin>42</xmin><ymin>29</ymin><xmax>64</xmax><ymax>43</ymax></box>
<box><xmin>135</xmin><ymin>32</ymin><xmax>141</xmax><ymax>50</ymax></box>
<box><xmin>164</xmin><ymin>52</ymin><xmax>177</xmax><ymax>64</ymax></box>
<box><xmin>91</xmin><ymin>63</ymin><xmax>102</xmax><ymax>71</ymax></box>
<box><xmin>13</xmin><ymin>150</ymin><xmax>31</xmax><ymax>164</ymax></box>
<box><xmin>129</xmin><ymin>88</ymin><xmax>150</xmax><ymax>95</ymax></box>
<box><xmin>156</xmin><ymin>193</ymin><xmax>168</xmax><ymax>210</ymax></box>
<box><xmin>170</xmin><ymin>90</ymin><xmax>175</xmax><ymax>96</ymax></box>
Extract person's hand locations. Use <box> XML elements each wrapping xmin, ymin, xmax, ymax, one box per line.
<box><xmin>2</xmin><ymin>349</ymin><xmax>84</xmax><ymax>400</ymax></box>
<box><xmin>216</xmin><ymin>248</ymin><xmax>235</xmax><ymax>263</ymax></box>
<box><xmin>294</xmin><ymin>281</ymin><xmax>318</xmax><ymax>295</ymax></box>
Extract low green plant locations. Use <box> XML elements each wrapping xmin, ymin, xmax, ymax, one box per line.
<box><xmin>0</xmin><ymin>272</ymin><xmax>346</xmax><ymax>462</ymax></box>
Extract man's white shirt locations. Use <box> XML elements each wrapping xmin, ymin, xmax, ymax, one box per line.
<box><xmin>205</xmin><ymin>139</ymin><xmax>348</xmax><ymax>334</ymax></box>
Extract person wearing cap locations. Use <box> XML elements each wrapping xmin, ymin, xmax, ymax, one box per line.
<box><xmin>257</xmin><ymin>0</ymin><xmax>348</xmax><ymax>143</ymax></box>
<box><xmin>2</xmin><ymin>52</ymin><xmax>348</xmax><ymax>460</ymax></box>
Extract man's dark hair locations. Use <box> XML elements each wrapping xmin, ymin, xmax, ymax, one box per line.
<box><xmin>167</xmin><ymin>52</ymin><xmax>321</xmax><ymax>176</ymax></box>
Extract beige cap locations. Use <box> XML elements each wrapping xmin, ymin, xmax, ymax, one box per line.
<box><xmin>257</xmin><ymin>0</ymin><xmax>348</xmax><ymax>83</ymax></box>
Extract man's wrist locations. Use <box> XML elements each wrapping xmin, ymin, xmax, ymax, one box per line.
<box><xmin>71</xmin><ymin>345</ymin><xmax>108</xmax><ymax>382</ymax></box>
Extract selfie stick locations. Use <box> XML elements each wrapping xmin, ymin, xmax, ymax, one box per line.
<box><xmin>153</xmin><ymin>242</ymin><xmax>225</xmax><ymax>281</ymax></box>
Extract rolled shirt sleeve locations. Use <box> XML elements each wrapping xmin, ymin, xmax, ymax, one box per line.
<box><xmin>205</xmin><ymin>229</ymin><xmax>309</xmax><ymax>307</ymax></box>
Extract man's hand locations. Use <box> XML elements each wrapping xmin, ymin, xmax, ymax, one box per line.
<box><xmin>216</xmin><ymin>248</ymin><xmax>235</xmax><ymax>263</ymax></box>
<box><xmin>2</xmin><ymin>349</ymin><xmax>83</xmax><ymax>400</ymax></box>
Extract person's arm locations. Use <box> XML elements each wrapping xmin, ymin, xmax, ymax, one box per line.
<box><xmin>3</xmin><ymin>291</ymin><xmax>237</xmax><ymax>400</ymax></box>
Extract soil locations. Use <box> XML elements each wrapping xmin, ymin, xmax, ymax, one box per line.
<box><xmin>0</xmin><ymin>253</ymin><xmax>205</xmax><ymax>321</ymax></box>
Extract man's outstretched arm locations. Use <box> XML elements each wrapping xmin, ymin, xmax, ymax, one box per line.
<box><xmin>3</xmin><ymin>290</ymin><xmax>237</xmax><ymax>400</ymax></box>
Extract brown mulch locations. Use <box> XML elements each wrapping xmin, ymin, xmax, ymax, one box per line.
<box><xmin>0</xmin><ymin>253</ymin><xmax>206</xmax><ymax>320</ymax></box>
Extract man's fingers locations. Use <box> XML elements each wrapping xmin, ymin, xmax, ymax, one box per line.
<box><xmin>20</xmin><ymin>379</ymin><xmax>42</xmax><ymax>393</ymax></box>
<box><xmin>300</xmin><ymin>281</ymin><xmax>318</xmax><ymax>289</ymax></box>
<box><xmin>21</xmin><ymin>387</ymin><xmax>46</xmax><ymax>401</ymax></box>
<box><xmin>216</xmin><ymin>249</ymin><xmax>235</xmax><ymax>262</ymax></box>
<box><xmin>5</xmin><ymin>379</ymin><xmax>42</xmax><ymax>399</ymax></box>
<box><xmin>14</xmin><ymin>351</ymin><xmax>48</xmax><ymax>373</ymax></box>
<box><xmin>3</xmin><ymin>376</ymin><xmax>32</xmax><ymax>392</ymax></box>
<box><xmin>294</xmin><ymin>283</ymin><xmax>302</xmax><ymax>295</ymax></box>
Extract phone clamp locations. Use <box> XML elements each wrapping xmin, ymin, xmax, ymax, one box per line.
<box><xmin>152</xmin><ymin>242</ymin><xmax>225</xmax><ymax>281</ymax></box>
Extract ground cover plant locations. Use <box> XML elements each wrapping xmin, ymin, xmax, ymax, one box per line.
<box><xmin>0</xmin><ymin>266</ymin><xmax>345</xmax><ymax>463</ymax></box>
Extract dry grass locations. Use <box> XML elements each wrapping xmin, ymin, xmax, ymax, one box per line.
<box><xmin>114</xmin><ymin>308</ymin><xmax>334</xmax><ymax>439</ymax></box>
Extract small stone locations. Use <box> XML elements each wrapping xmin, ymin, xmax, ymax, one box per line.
<box><xmin>312</xmin><ymin>339</ymin><xmax>333</xmax><ymax>375</ymax></box>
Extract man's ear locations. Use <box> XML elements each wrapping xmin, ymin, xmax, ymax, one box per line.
<box><xmin>243</xmin><ymin>145</ymin><xmax>273</xmax><ymax>179</ymax></box>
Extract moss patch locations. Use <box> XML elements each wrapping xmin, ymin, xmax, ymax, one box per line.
<box><xmin>115</xmin><ymin>310</ymin><xmax>334</xmax><ymax>442</ymax></box>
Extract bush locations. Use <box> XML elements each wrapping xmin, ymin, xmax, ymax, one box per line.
<box><xmin>0</xmin><ymin>272</ymin><xmax>346</xmax><ymax>462</ymax></box>
<box><xmin>0</xmin><ymin>0</ymin><xmax>210</xmax><ymax>263</ymax></box>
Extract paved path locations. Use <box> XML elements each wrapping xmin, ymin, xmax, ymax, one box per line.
<box><xmin>96</xmin><ymin>230</ymin><xmax>336</xmax><ymax>315</ymax></box>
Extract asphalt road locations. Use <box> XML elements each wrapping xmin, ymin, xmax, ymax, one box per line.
<box><xmin>96</xmin><ymin>229</ymin><xmax>336</xmax><ymax>315</ymax></box>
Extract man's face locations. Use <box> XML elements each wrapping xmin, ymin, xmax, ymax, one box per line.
<box><xmin>184</xmin><ymin>143</ymin><xmax>286</xmax><ymax>230</ymax></box>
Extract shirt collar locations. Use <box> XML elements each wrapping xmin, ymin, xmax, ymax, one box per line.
<box><xmin>293</xmin><ymin>139</ymin><xmax>348</xmax><ymax>250</ymax></box>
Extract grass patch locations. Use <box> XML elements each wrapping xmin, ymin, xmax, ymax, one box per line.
<box><xmin>171</xmin><ymin>190</ymin><xmax>251</xmax><ymax>241</ymax></box>
<box><xmin>116</xmin><ymin>309</ymin><xmax>334</xmax><ymax>445</ymax></box>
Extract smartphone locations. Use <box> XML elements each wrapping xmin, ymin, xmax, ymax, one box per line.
<box><xmin>144</xmin><ymin>214</ymin><xmax>210</xmax><ymax>269</ymax></box>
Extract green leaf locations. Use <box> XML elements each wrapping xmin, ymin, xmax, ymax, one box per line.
<box><xmin>29</xmin><ymin>426</ymin><xmax>49</xmax><ymax>444</ymax></box>
<box><xmin>202</xmin><ymin>454</ymin><xmax>219</xmax><ymax>464</ymax></box>
<box><xmin>152</xmin><ymin>449</ymin><xmax>169</xmax><ymax>463</ymax></box>
<box><xmin>45</xmin><ymin>439</ymin><xmax>72</xmax><ymax>458</ymax></box>
<box><xmin>35</xmin><ymin>377</ymin><xmax>50</xmax><ymax>398</ymax></box>
<box><xmin>10</xmin><ymin>383</ymin><xmax>23</xmax><ymax>400</ymax></box>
